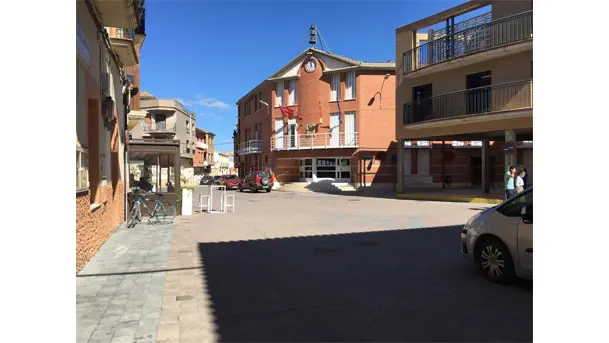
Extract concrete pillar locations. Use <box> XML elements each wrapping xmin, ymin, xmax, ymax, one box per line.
<box><xmin>482</xmin><ymin>139</ymin><xmax>489</xmax><ymax>193</ymax></box>
<box><xmin>504</xmin><ymin>129</ymin><xmax>517</xmax><ymax>170</ymax></box>
<box><xmin>396</xmin><ymin>139</ymin><xmax>405</xmax><ymax>193</ymax></box>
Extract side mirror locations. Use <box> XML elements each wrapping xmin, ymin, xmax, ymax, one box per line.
<box><xmin>521</xmin><ymin>204</ymin><xmax>533</xmax><ymax>224</ymax></box>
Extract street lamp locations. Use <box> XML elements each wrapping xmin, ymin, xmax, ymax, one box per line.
<box><xmin>380</xmin><ymin>73</ymin><xmax>390</xmax><ymax>109</ymax></box>
<box><xmin>259</xmin><ymin>100</ymin><xmax>270</xmax><ymax>117</ymax></box>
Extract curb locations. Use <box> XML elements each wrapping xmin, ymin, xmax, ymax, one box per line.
<box><xmin>396</xmin><ymin>193</ymin><xmax>503</xmax><ymax>204</ymax></box>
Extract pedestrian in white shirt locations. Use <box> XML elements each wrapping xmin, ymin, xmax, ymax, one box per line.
<box><xmin>515</xmin><ymin>168</ymin><xmax>526</xmax><ymax>193</ymax></box>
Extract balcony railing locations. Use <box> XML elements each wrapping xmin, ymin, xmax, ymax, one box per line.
<box><xmin>404</xmin><ymin>80</ymin><xmax>532</xmax><ymax>125</ymax></box>
<box><xmin>115</xmin><ymin>28</ymin><xmax>135</xmax><ymax>40</ymax></box>
<box><xmin>403</xmin><ymin>11</ymin><xmax>533</xmax><ymax>73</ymax></box>
<box><xmin>143</xmin><ymin>123</ymin><xmax>176</xmax><ymax>133</ymax></box>
<box><xmin>196</xmin><ymin>141</ymin><xmax>209</xmax><ymax>150</ymax></box>
<box><xmin>271</xmin><ymin>132</ymin><xmax>359</xmax><ymax>150</ymax></box>
<box><xmin>238</xmin><ymin>140</ymin><xmax>262</xmax><ymax>155</ymax></box>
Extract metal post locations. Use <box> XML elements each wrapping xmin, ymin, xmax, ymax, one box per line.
<box><xmin>397</xmin><ymin>139</ymin><xmax>404</xmax><ymax>193</ymax></box>
<box><xmin>441</xmin><ymin>140</ymin><xmax>446</xmax><ymax>189</ymax></box>
<box><xmin>482</xmin><ymin>139</ymin><xmax>489</xmax><ymax>193</ymax></box>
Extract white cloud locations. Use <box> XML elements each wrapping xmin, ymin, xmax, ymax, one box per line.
<box><xmin>182</xmin><ymin>95</ymin><xmax>231</xmax><ymax>110</ymax></box>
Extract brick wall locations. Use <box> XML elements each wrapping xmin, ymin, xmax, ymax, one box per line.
<box><xmin>76</xmin><ymin>182</ymin><xmax>125</xmax><ymax>272</ymax></box>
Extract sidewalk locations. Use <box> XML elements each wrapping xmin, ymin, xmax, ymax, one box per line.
<box><xmin>76</xmin><ymin>222</ymin><xmax>173</xmax><ymax>343</ymax></box>
<box><xmin>397</xmin><ymin>187</ymin><xmax>504</xmax><ymax>204</ymax></box>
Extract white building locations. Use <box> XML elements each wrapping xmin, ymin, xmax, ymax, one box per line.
<box><xmin>211</xmin><ymin>152</ymin><xmax>230</xmax><ymax>176</ymax></box>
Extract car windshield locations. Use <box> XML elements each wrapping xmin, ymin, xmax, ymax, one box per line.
<box><xmin>224</xmin><ymin>175</ymin><xmax>237</xmax><ymax>179</ymax></box>
<box><xmin>258</xmin><ymin>172</ymin><xmax>270</xmax><ymax>178</ymax></box>
<box><xmin>214</xmin><ymin>176</ymin><xmax>222</xmax><ymax>179</ymax></box>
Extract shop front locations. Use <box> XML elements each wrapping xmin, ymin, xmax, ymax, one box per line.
<box><xmin>298</xmin><ymin>157</ymin><xmax>352</xmax><ymax>183</ymax></box>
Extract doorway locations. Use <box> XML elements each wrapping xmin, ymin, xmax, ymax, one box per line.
<box><xmin>412</xmin><ymin>84</ymin><xmax>433</xmax><ymax>122</ymax></box>
<box><xmin>466</xmin><ymin>71</ymin><xmax>491</xmax><ymax>114</ymax></box>
<box><xmin>471</xmin><ymin>156</ymin><xmax>482</xmax><ymax>185</ymax></box>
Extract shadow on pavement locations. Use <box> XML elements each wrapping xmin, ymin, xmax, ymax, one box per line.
<box><xmin>197</xmin><ymin>225</ymin><xmax>532</xmax><ymax>342</ymax></box>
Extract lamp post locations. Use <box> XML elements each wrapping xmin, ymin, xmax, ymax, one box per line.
<box><xmin>259</xmin><ymin>100</ymin><xmax>270</xmax><ymax>117</ymax></box>
<box><xmin>380</xmin><ymin>73</ymin><xmax>390</xmax><ymax>109</ymax></box>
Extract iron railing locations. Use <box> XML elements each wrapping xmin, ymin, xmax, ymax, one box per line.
<box><xmin>403</xmin><ymin>80</ymin><xmax>532</xmax><ymax>124</ymax></box>
<box><xmin>403</xmin><ymin>10</ymin><xmax>532</xmax><ymax>73</ymax></box>
<box><xmin>115</xmin><ymin>28</ymin><xmax>135</xmax><ymax>40</ymax></box>
<box><xmin>196</xmin><ymin>141</ymin><xmax>209</xmax><ymax>150</ymax></box>
<box><xmin>238</xmin><ymin>140</ymin><xmax>262</xmax><ymax>155</ymax></box>
<box><xmin>270</xmin><ymin>132</ymin><xmax>359</xmax><ymax>150</ymax></box>
<box><xmin>143</xmin><ymin>123</ymin><xmax>176</xmax><ymax>133</ymax></box>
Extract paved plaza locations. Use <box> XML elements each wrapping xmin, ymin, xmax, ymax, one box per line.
<box><xmin>77</xmin><ymin>188</ymin><xmax>532</xmax><ymax>342</ymax></box>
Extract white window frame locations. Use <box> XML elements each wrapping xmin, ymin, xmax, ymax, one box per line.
<box><xmin>345</xmin><ymin>72</ymin><xmax>356</xmax><ymax>100</ymax></box>
<box><xmin>289</xmin><ymin>79</ymin><xmax>297</xmax><ymax>105</ymax></box>
<box><xmin>275</xmin><ymin>81</ymin><xmax>284</xmax><ymax>107</ymax></box>
<box><xmin>330</xmin><ymin>74</ymin><xmax>340</xmax><ymax>101</ymax></box>
<box><xmin>76</xmin><ymin>146</ymin><xmax>89</xmax><ymax>191</ymax></box>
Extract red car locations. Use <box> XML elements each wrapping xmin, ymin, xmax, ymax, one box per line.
<box><xmin>239</xmin><ymin>171</ymin><xmax>274</xmax><ymax>193</ymax></box>
<box><xmin>220</xmin><ymin>175</ymin><xmax>240</xmax><ymax>190</ymax></box>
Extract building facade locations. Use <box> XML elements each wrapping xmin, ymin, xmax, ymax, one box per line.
<box><xmin>130</xmin><ymin>92</ymin><xmax>197</xmax><ymax>185</ymax></box>
<box><xmin>193</xmin><ymin>127</ymin><xmax>215</xmax><ymax>183</ymax></box>
<box><xmin>236</xmin><ymin>47</ymin><xmax>397</xmax><ymax>189</ymax></box>
<box><xmin>211</xmin><ymin>152</ymin><xmax>230</xmax><ymax>176</ymax></box>
<box><xmin>76</xmin><ymin>0</ymin><xmax>146</xmax><ymax>271</ymax></box>
<box><xmin>395</xmin><ymin>0</ymin><xmax>533</xmax><ymax>192</ymax></box>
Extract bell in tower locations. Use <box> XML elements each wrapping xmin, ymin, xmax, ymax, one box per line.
<box><xmin>309</xmin><ymin>24</ymin><xmax>317</xmax><ymax>47</ymax></box>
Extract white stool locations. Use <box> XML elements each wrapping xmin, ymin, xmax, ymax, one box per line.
<box><xmin>226</xmin><ymin>195</ymin><xmax>235</xmax><ymax>213</ymax></box>
<box><xmin>199</xmin><ymin>194</ymin><xmax>210</xmax><ymax>212</ymax></box>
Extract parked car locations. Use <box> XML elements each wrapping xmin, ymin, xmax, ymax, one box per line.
<box><xmin>199</xmin><ymin>175</ymin><xmax>215</xmax><ymax>185</ymax></box>
<box><xmin>461</xmin><ymin>188</ymin><xmax>533</xmax><ymax>284</ymax></box>
<box><xmin>220</xmin><ymin>175</ymin><xmax>240</xmax><ymax>190</ymax></box>
<box><xmin>239</xmin><ymin>171</ymin><xmax>274</xmax><ymax>193</ymax></box>
<box><xmin>213</xmin><ymin>175</ymin><xmax>223</xmax><ymax>185</ymax></box>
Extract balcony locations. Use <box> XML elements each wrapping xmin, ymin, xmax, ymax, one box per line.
<box><xmin>238</xmin><ymin>140</ymin><xmax>262</xmax><ymax>155</ymax></box>
<box><xmin>404</xmin><ymin>80</ymin><xmax>532</xmax><ymax>125</ymax></box>
<box><xmin>143</xmin><ymin>123</ymin><xmax>177</xmax><ymax>139</ymax></box>
<box><xmin>93</xmin><ymin>0</ymin><xmax>145</xmax><ymax>30</ymax></box>
<box><xmin>196</xmin><ymin>141</ymin><xmax>209</xmax><ymax>150</ymax></box>
<box><xmin>271</xmin><ymin>132</ymin><xmax>359</xmax><ymax>151</ymax></box>
<box><xmin>403</xmin><ymin>11</ymin><xmax>532</xmax><ymax>75</ymax></box>
<box><xmin>109</xmin><ymin>35</ymin><xmax>138</xmax><ymax>66</ymax></box>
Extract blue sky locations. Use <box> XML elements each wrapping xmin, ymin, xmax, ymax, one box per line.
<box><xmin>140</xmin><ymin>0</ymin><xmax>469</xmax><ymax>152</ymax></box>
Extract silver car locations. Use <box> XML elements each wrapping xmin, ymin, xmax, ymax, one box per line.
<box><xmin>461</xmin><ymin>188</ymin><xmax>533</xmax><ymax>284</ymax></box>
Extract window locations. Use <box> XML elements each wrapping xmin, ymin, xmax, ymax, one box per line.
<box><xmin>254</xmin><ymin>94</ymin><xmax>259</xmax><ymax>111</ymax></box>
<box><xmin>76</xmin><ymin>147</ymin><xmax>89</xmax><ymax>190</ymax></box>
<box><xmin>275</xmin><ymin>82</ymin><xmax>284</xmax><ymax>107</ymax></box>
<box><xmin>497</xmin><ymin>189</ymin><xmax>533</xmax><ymax>217</ymax></box>
<box><xmin>288</xmin><ymin>79</ymin><xmax>297</xmax><ymax>105</ymax></box>
<box><xmin>345</xmin><ymin>72</ymin><xmax>356</xmax><ymax>100</ymax></box>
<box><xmin>330</xmin><ymin>74</ymin><xmax>340</xmax><ymax>101</ymax></box>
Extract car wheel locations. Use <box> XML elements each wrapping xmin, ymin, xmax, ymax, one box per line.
<box><xmin>266</xmin><ymin>188</ymin><xmax>272</xmax><ymax>193</ymax></box>
<box><xmin>476</xmin><ymin>237</ymin><xmax>515</xmax><ymax>284</ymax></box>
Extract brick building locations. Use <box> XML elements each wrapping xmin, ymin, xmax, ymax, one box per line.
<box><xmin>236</xmin><ymin>47</ymin><xmax>397</xmax><ymax>189</ymax></box>
<box><xmin>395</xmin><ymin>0</ymin><xmax>533</xmax><ymax>192</ymax></box>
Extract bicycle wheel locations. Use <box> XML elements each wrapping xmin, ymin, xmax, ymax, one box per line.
<box><xmin>160</xmin><ymin>201</ymin><xmax>177</xmax><ymax>223</ymax></box>
<box><xmin>127</xmin><ymin>204</ymin><xmax>141</xmax><ymax>228</ymax></box>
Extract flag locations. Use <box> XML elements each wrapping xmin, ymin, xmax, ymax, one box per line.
<box><xmin>279</xmin><ymin>106</ymin><xmax>294</xmax><ymax>119</ymax></box>
<box><xmin>318</xmin><ymin>101</ymin><xmax>323</xmax><ymax>124</ymax></box>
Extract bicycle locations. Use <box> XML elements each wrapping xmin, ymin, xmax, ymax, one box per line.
<box><xmin>127</xmin><ymin>187</ymin><xmax>176</xmax><ymax>228</ymax></box>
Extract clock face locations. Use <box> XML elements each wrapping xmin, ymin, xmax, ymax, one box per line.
<box><xmin>305</xmin><ymin>59</ymin><xmax>316</xmax><ymax>73</ymax></box>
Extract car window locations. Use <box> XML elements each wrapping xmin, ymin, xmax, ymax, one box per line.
<box><xmin>225</xmin><ymin>175</ymin><xmax>237</xmax><ymax>179</ymax></box>
<box><xmin>258</xmin><ymin>172</ymin><xmax>270</xmax><ymax>178</ymax></box>
<box><xmin>497</xmin><ymin>189</ymin><xmax>533</xmax><ymax>217</ymax></box>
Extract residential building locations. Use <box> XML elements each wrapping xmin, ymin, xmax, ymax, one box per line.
<box><xmin>226</xmin><ymin>152</ymin><xmax>238</xmax><ymax>175</ymax></box>
<box><xmin>193</xmin><ymin>127</ymin><xmax>215</xmax><ymax>183</ymax></box>
<box><xmin>236</xmin><ymin>43</ymin><xmax>397</xmax><ymax>189</ymax></box>
<box><xmin>130</xmin><ymin>92</ymin><xmax>197</xmax><ymax>185</ymax></box>
<box><xmin>76</xmin><ymin>0</ymin><xmax>146</xmax><ymax>271</ymax></box>
<box><xmin>395</xmin><ymin>0</ymin><xmax>533</xmax><ymax>192</ymax></box>
<box><xmin>212</xmin><ymin>152</ymin><xmax>230</xmax><ymax>176</ymax></box>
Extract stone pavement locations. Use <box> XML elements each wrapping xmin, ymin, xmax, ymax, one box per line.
<box><xmin>76</xmin><ymin>221</ymin><xmax>173</xmax><ymax>343</ymax></box>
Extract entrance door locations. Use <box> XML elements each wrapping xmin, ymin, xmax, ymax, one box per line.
<box><xmin>288</xmin><ymin>119</ymin><xmax>297</xmax><ymax>148</ymax></box>
<box><xmin>344</xmin><ymin>112</ymin><xmax>356</xmax><ymax>146</ymax></box>
<box><xmin>412</xmin><ymin>84</ymin><xmax>433</xmax><ymax>123</ymax></box>
<box><xmin>329</xmin><ymin>113</ymin><xmax>340</xmax><ymax>146</ymax></box>
<box><xmin>471</xmin><ymin>156</ymin><xmax>482</xmax><ymax>185</ymax></box>
<box><xmin>155</xmin><ymin>114</ymin><xmax>166</xmax><ymax>130</ymax></box>
<box><xmin>403</xmin><ymin>150</ymin><xmax>412</xmax><ymax>176</ymax></box>
<box><xmin>417</xmin><ymin>149</ymin><xmax>430</xmax><ymax>176</ymax></box>
<box><xmin>466</xmin><ymin>71</ymin><xmax>491</xmax><ymax>114</ymax></box>
<box><xmin>299</xmin><ymin>158</ymin><xmax>313</xmax><ymax>182</ymax></box>
<box><xmin>315</xmin><ymin>158</ymin><xmax>337</xmax><ymax>181</ymax></box>
<box><xmin>275</xmin><ymin>118</ymin><xmax>284</xmax><ymax>149</ymax></box>
<box><xmin>336</xmin><ymin>158</ymin><xmax>351</xmax><ymax>182</ymax></box>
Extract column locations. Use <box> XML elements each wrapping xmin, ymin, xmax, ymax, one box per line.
<box><xmin>396</xmin><ymin>139</ymin><xmax>405</xmax><ymax>193</ymax></box>
<box><xmin>482</xmin><ymin>139</ymin><xmax>489</xmax><ymax>193</ymax></box>
<box><xmin>504</xmin><ymin>129</ymin><xmax>517</xmax><ymax>170</ymax></box>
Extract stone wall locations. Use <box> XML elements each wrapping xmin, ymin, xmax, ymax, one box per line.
<box><xmin>76</xmin><ymin>182</ymin><xmax>125</xmax><ymax>272</ymax></box>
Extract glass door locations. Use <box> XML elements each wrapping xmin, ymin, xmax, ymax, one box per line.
<box><xmin>299</xmin><ymin>158</ymin><xmax>313</xmax><ymax>182</ymax></box>
<box><xmin>336</xmin><ymin>158</ymin><xmax>351</xmax><ymax>182</ymax></box>
<box><xmin>315</xmin><ymin>158</ymin><xmax>337</xmax><ymax>181</ymax></box>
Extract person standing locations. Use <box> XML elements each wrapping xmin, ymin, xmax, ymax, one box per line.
<box><xmin>504</xmin><ymin>166</ymin><xmax>516</xmax><ymax>199</ymax></box>
<box><xmin>515</xmin><ymin>169</ymin><xmax>525</xmax><ymax>193</ymax></box>
<box><xmin>522</xmin><ymin>168</ymin><xmax>529</xmax><ymax>189</ymax></box>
